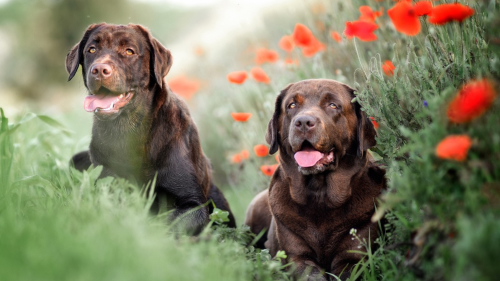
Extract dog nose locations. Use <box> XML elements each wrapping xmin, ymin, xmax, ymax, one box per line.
<box><xmin>90</xmin><ymin>63</ymin><xmax>112</xmax><ymax>79</ymax></box>
<box><xmin>295</xmin><ymin>116</ymin><xmax>316</xmax><ymax>131</ymax></box>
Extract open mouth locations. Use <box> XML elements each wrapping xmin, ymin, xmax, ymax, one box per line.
<box><xmin>84</xmin><ymin>87</ymin><xmax>134</xmax><ymax>113</ymax></box>
<box><xmin>293</xmin><ymin>141</ymin><xmax>335</xmax><ymax>168</ymax></box>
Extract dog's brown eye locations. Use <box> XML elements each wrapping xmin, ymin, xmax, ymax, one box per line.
<box><xmin>329</xmin><ymin>103</ymin><xmax>338</xmax><ymax>109</ymax></box>
<box><xmin>289</xmin><ymin>103</ymin><xmax>296</xmax><ymax>109</ymax></box>
<box><xmin>125</xmin><ymin>49</ymin><xmax>134</xmax><ymax>55</ymax></box>
<box><xmin>88</xmin><ymin>47</ymin><xmax>96</xmax><ymax>53</ymax></box>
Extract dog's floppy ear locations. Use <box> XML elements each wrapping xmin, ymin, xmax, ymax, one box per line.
<box><xmin>266</xmin><ymin>83</ymin><xmax>293</xmax><ymax>155</ymax></box>
<box><xmin>134</xmin><ymin>24</ymin><xmax>173</xmax><ymax>89</ymax></box>
<box><xmin>66</xmin><ymin>23</ymin><xmax>104</xmax><ymax>81</ymax></box>
<box><xmin>345</xmin><ymin>85</ymin><xmax>377</xmax><ymax>157</ymax></box>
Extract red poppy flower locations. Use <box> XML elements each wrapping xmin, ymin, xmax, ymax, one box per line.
<box><xmin>227</xmin><ymin>71</ymin><xmax>248</xmax><ymax>84</ymax></box>
<box><xmin>382</xmin><ymin>60</ymin><xmax>395</xmax><ymax>76</ymax></box>
<box><xmin>284</xmin><ymin>58</ymin><xmax>299</xmax><ymax>65</ymax></box>
<box><xmin>240</xmin><ymin>149</ymin><xmax>250</xmax><ymax>160</ymax></box>
<box><xmin>250</xmin><ymin>67</ymin><xmax>270</xmax><ymax>84</ymax></box>
<box><xmin>260</xmin><ymin>164</ymin><xmax>278</xmax><ymax>176</ymax></box>
<box><xmin>231</xmin><ymin>154</ymin><xmax>242</xmax><ymax>164</ymax></box>
<box><xmin>301</xmin><ymin>38</ymin><xmax>325</xmax><ymax>57</ymax></box>
<box><xmin>279</xmin><ymin>35</ymin><xmax>294</xmax><ymax>53</ymax></box>
<box><xmin>168</xmin><ymin>75</ymin><xmax>200</xmax><ymax>100</ymax></box>
<box><xmin>359</xmin><ymin>6</ymin><xmax>383</xmax><ymax>23</ymax></box>
<box><xmin>436</xmin><ymin>135</ymin><xmax>472</xmax><ymax>162</ymax></box>
<box><xmin>344</xmin><ymin>21</ymin><xmax>378</xmax><ymax>41</ymax></box>
<box><xmin>447</xmin><ymin>79</ymin><xmax>497</xmax><ymax>123</ymax></box>
<box><xmin>414</xmin><ymin>1</ymin><xmax>433</xmax><ymax>16</ymax></box>
<box><xmin>369</xmin><ymin>117</ymin><xmax>379</xmax><ymax>130</ymax></box>
<box><xmin>255</xmin><ymin>48</ymin><xmax>279</xmax><ymax>65</ymax></box>
<box><xmin>292</xmin><ymin>23</ymin><xmax>315</xmax><ymax>47</ymax></box>
<box><xmin>231</xmin><ymin>112</ymin><xmax>252</xmax><ymax>122</ymax></box>
<box><xmin>428</xmin><ymin>4</ymin><xmax>474</xmax><ymax>25</ymax></box>
<box><xmin>387</xmin><ymin>1</ymin><xmax>422</xmax><ymax>36</ymax></box>
<box><xmin>254</xmin><ymin>144</ymin><xmax>269</xmax><ymax>157</ymax></box>
<box><xmin>330</xmin><ymin>31</ymin><xmax>342</xmax><ymax>43</ymax></box>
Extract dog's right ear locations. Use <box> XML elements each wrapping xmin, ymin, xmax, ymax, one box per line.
<box><xmin>266</xmin><ymin>83</ymin><xmax>293</xmax><ymax>155</ymax></box>
<box><xmin>66</xmin><ymin>23</ymin><xmax>104</xmax><ymax>81</ymax></box>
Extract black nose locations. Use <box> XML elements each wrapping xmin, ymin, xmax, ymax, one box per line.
<box><xmin>295</xmin><ymin>115</ymin><xmax>316</xmax><ymax>131</ymax></box>
<box><xmin>90</xmin><ymin>63</ymin><xmax>112</xmax><ymax>79</ymax></box>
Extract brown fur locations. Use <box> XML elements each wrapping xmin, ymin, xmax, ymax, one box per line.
<box><xmin>245</xmin><ymin>79</ymin><xmax>386</xmax><ymax>280</ymax></box>
<box><xmin>67</xmin><ymin>23</ymin><xmax>235</xmax><ymax>234</ymax></box>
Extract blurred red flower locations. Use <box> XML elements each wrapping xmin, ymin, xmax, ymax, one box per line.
<box><xmin>240</xmin><ymin>149</ymin><xmax>250</xmax><ymax>160</ymax></box>
<box><xmin>330</xmin><ymin>31</ymin><xmax>342</xmax><ymax>43</ymax></box>
<box><xmin>344</xmin><ymin>21</ymin><xmax>378</xmax><ymax>41</ymax></box>
<box><xmin>231</xmin><ymin>154</ymin><xmax>242</xmax><ymax>164</ymax></box>
<box><xmin>284</xmin><ymin>58</ymin><xmax>299</xmax><ymax>65</ymax></box>
<box><xmin>227</xmin><ymin>71</ymin><xmax>248</xmax><ymax>84</ymax></box>
<box><xmin>260</xmin><ymin>164</ymin><xmax>278</xmax><ymax>176</ymax></box>
<box><xmin>447</xmin><ymin>79</ymin><xmax>497</xmax><ymax>123</ymax></box>
<box><xmin>436</xmin><ymin>135</ymin><xmax>472</xmax><ymax>162</ymax></box>
<box><xmin>292</xmin><ymin>23</ymin><xmax>315</xmax><ymax>47</ymax></box>
<box><xmin>369</xmin><ymin>117</ymin><xmax>379</xmax><ymax>130</ymax></box>
<box><xmin>254</xmin><ymin>144</ymin><xmax>269</xmax><ymax>157</ymax></box>
<box><xmin>168</xmin><ymin>75</ymin><xmax>200</xmax><ymax>100</ymax></box>
<box><xmin>387</xmin><ymin>1</ymin><xmax>423</xmax><ymax>36</ymax></box>
<box><xmin>428</xmin><ymin>4</ymin><xmax>474</xmax><ymax>25</ymax></box>
<box><xmin>301</xmin><ymin>38</ymin><xmax>325</xmax><ymax>57</ymax></box>
<box><xmin>255</xmin><ymin>48</ymin><xmax>279</xmax><ymax>65</ymax></box>
<box><xmin>359</xmin><ymin>6</ymin><xmax>383</xmax><ymax>23</ymax></box>
<box><xmin>279</xmin><ymin>35</ymin><xmax>294</xmax><ymax>53</ymax></box>
<box><xmin>382</xmin><ymin>60</ymin><xmax>395</xmax><ymax>76</ymax></box>
<box><xmin>231</xmin><ymin>112</ymin><xmax>252</xmax><ymax>122</ymax></box>
<box><xmin>414</xmin><ymin>1</ymin><xmax>433</xmax><ymax>16</ymax></box>
<box><xmin>250</xmin><ymin>67</ymin><xmax>270</xmax><ymax>84</ymax></box>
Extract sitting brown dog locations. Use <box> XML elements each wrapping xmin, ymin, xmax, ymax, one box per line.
<box><xmin>245</xmin><ymin>79</ymin><xmax>386</xmax><ymax>280</ymax></box>
<box><xmin>66</xmin><ymin>23</ymin><xmax>235</xmax><ymax>234</ymax></box>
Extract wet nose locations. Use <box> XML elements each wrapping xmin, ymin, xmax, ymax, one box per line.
<box><xmin>90</xmin><ymin>63</ymin><xmax>112</xmax><ymax>79</ymax></box>
<box><xmin>295</xmin><ymin>115</ymin><xmax>317</xmax><ymax>131</ymax></box>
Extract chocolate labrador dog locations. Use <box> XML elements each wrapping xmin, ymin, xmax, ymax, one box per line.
<box><xmin>245</xmin><ymin>79</ymin><xmax>386</xmax><ymax>280</ymax></box>
<box><xmin>66</xmin><ymin>23</ymin><xmax>235</xmax><ymax>234</ymax></box>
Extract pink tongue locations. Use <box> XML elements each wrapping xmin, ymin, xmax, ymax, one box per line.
<box><xmin>294</xmin><ymin>149</ymin><xmax>324</xmax><ymax>168</ymax></box>
<box><xmin>84</xmin><ymin>94</ymin><xmax>117</xmax><ymax>112</ymax></box>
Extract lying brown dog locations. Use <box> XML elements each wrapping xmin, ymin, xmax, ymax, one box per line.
<box><xmin>66</xmin><ymin>23</ymin><xmax>235</xmax><ymax>234</ymax></box>
<box><xmin>245</xmin><ymin>79</ymin><xmax>386</xmax><ymax>280</ymax></box>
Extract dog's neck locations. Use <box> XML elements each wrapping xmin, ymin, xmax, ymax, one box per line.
<box><xmin>285</xmin><ymin>153</ymin><xmax>369</xmax><ymax>208</ymax></box>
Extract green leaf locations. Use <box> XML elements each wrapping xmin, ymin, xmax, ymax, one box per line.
<box><xmin>209</xmin><ymin>207</ymin><xmax>230</xmax><ymax>224</ymax></box>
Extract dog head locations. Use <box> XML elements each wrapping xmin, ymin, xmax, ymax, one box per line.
<box><xmin>266</xmin><ymin>79</ymin><xmax>376</xmax><ymax>175</ymax></box>
<box><xmin>66</xmin><ymin>23</ymin><xmax>172</xmax><ymax>120</ymax></box>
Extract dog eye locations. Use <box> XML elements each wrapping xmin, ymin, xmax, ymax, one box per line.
<box><xmin>125</xmin><ymin>49</ymin><xmax>135</xmax><ymax>55</ymax></box>
<box><xmin>88</xmin><ymin>47</ymin><xmax>96</xmax><ymax>54</ymax></box>
<box><xmin>288</xmin><ymin>103</ymin><xmax>296</xmax><ymax>109</ymax></box>
<box><xmin>329</xmin><ymin>103</ymin><xmax>338</xmax><ymax>109</ymax></box>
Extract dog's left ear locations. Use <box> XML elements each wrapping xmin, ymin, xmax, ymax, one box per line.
<box><xmin>344</xmin><ymin>85</ymin><xmax>376</xmax><ymax>157</ymax></box>
<box><xmin>134</xmin><ymin>24</ymin><xmax>173</xmax><ymax>89</ymax></box>
<box><xmin>66</xmin><ymin>23</ymin><xmax>105</xmax><ymax>81</ymax></box>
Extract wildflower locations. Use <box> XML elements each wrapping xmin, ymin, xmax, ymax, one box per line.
<box><xmin>330</xmin><ymin>31</ymin><xmax>342</xmax><ymax>43</ymax></box>
<box><xmin>344</xmin><ymin>21</ymin><xmax>378</xmax><ymax>41</ymax></box>
<box><xmin>436</xmin><ymin>135</ymin><xmax>472</xmax><ymax>162</ymax></box>
<box><xmin>447</xmin><ymin>79</ymin><xmax>496</xmax><ymax>123</ymax></box>
<box><xmin>301</xmin><ymin>38</ymin><xmax>325</xmax><ymax>57</ymax></box>
<box><xmin>231</xmin><ymin>154</ymin><xmax>242</xmax><ymax>163</ymax></box>
<box><xmin>292</xmin><ymin>23</ymin><xmax>315</xmax><ymax>47</ymax></box>
<box><xmin>349</xmin><ymin>228</ymin><xmax>358</xmax><ymax>235</ymax></box>
<box><xmin>279</xmin><ymin>35</ymin><xmax>294</xmax><ymax>53</ymax></box>
<box><xmin>428</xmin><ymin>4</ymin><xmax>474</xmax><ymax>25</ymax></box>
<box><xmin>382</xmin><ymin>60</ymin><xmax>395</xmax><ymax>76</ymax></box>
<box><xmin>387</xmin><ymin>1</ymin><xmax>424</xmax><ymax>36</ymax></box>
<box><xmin>254</xmin><ymin>144</ymin><xmax>269</xmax><ymax>157</ymax></box>
<box><xmin>284</xmin><ymin>58</ymin><xmax>299</xmax><ymax>65</ymax></box>
<box><xmin>240</xmin><ymin>150</ymin><xmax>250</xmax><ymax>160</ymax></box>
<box><xmin>227</xmin><ymin>71</ymin><xmax>248</xmax><ymax>84</ymax></box>
<box><xmin>359</xmin><ymin>6</ymin><xmax>383</xmax><ymax>23</ymax></box>
<box><xmin>168</xmin><ymin>75</ymin><xmax>200</xmax><ymax>100</ymax></box>
<box><xmin>414</xmin><ymin>1</ymin><xmax>433</xmax><ymax>16</ymax></box>
<box><xmin>260</xmin><ymin>164</ymin><xmax>278</xmax><ymax>176</ymax></box>
<box><xmin>231</xmin><ymin>112</ymin><xmax>252</xmax><ymax>122</ymax></box>
<box><xmin>423</xmin><ymin>100</ymin><xmax>428</xmax><ymax>108</ymax></box>
<box><xmin>369</xmin><ymin>117</ymin><xmax>379</xmax><ymax>130</ymax></box>
<box><xmin>255</xmin><ymin>48</ymin><xmax>279</xmax><ymax>65</ymax></box>
<box><xmin>250</xmin><ymin>67</ymin><xmax>270</xmax><ymax>84</ymax></box>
